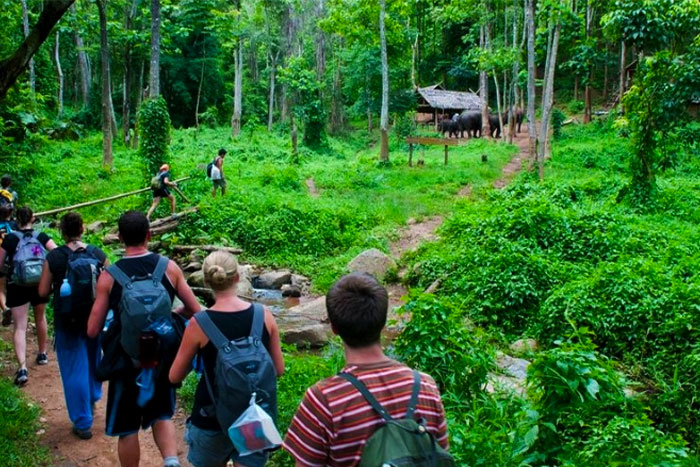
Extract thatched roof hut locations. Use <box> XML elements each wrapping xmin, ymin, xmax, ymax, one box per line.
<box><xmin>415</xmin><ymin>84</ymin><xmax>482</xmax><ymax>127</ymax></box>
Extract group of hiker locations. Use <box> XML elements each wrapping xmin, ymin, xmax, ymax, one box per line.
<box><xmin>147</xmin><ymin>148</ymin><xmax>228</xmax><ymax>220</ymax></box>
<box><xmin>0</xmin><ymin>167</ymin><xmax>454</xmax><ymax>466</ymax></box>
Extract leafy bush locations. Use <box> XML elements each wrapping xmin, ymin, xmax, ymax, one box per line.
<box><xmin>0</xmin><ymin>379</ymin><xmax>50</xmax><ymax>465</ymax></box>
<box><xmin>393</xmin><ymin>293</ymin><xmax>494</xmax><ymax>399</ymax></box>
<box><xmin>139</xmin><ymin>96</ymin><xmax>172</xmax><ymax>175</ymax></box>
<box><xmin>567</xmin><ymin>100</ymin><xmax>584</xmax><ymax>114</ymax></box>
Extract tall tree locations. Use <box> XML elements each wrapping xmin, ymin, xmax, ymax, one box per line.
<box><xmin>149</xmin><ymin>0</ymin><xmax>161</xmax><ymax>97</ymax></box>
<box><xmin>0</xmin><ymin>0</ymin><xmax>76</xmax><ymax>99</ymax></box>
<box><xmin>379</xmin><ymin>0</ymin><xmax>389</xmax><ymax>162</ymax></box>
<box><xmin>526</xmin><ymin>0</ymin><xmax>537</xmax><ymax>162</ymax></box>
<box><xmin>583</xmin><ymin>0</ymin><xmax>593</xmax><ymax>123</ymax></box>
<box><xmin>537</xmin><ymin>7</ymin><xmax>562</xmax><ymax>179</ymax></box>
<box><xmin>20</xmin><ymin>0</ymin><xmax>35</xmax><ymax>97</ymax></box>
<box><xmin>71</xmin><ymin>4</ymin><xmax>90</xmax><ymax>108</ymax></box>
<box><xmin>231</xmin><ymin>0</ymin><xmax>243</xmax><ymax>136</ymax></box>
<box><xmin>480</xmin><ymin>20</ymin><xmax>491</xmax><ymax>139</ymax></box>
<box><xmin>123</xmin><ymin>0</ymin><xmax>141</xmax><ymax>144</ymax></box>
<box><xmin>97</xmin><ymin>0</ymin><xmax>113</xmax><ymax>168</ymax></box>
<box><xmin>55</xmin><ymin>30</ymin><xmax>64</xmax><ymax>117</ymax></box>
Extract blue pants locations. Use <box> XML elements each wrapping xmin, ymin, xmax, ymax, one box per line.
<box><xmin>54</xmin><ymin>329</ymin><xmax>103</xmax><ymax>431</ymax></box>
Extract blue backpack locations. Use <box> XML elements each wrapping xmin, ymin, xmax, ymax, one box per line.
<box><xmin>56</xmin><ymin>246</ymin><xmax>103</xmax><ymax>318</ymax></box>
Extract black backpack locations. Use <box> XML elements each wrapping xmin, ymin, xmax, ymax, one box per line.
<box><xmin>55</xmin><ymin>246</ymin><xmax>103</xmax><ymax>325</ymax></box>
<box><xmin>206</xmin><ymin>159</ymin><xmax>215</xmax><ymax>178</ymax></box>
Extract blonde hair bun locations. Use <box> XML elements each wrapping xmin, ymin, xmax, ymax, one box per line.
<box><xmin>202</xmin><ymin>250</ymin><xmax>239</xmax><ymax>291</ymax></box>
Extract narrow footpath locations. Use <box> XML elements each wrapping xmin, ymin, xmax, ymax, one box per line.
<box><xmin>0</xmin><ymin>127</ymin><xmax>531</xmax><ymax>466</ymax></box>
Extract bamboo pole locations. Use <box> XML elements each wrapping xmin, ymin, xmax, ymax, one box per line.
<box><xmin>35</xmin><ymin>176</ymin><xmax>191</xmax><ymax>217</ymax></box>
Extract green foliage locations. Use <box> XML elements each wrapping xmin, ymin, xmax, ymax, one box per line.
<box><xmin>279</xmin><ymin>57</ymin><xmax>327</xmax><ymax>149</ymax></box>
<box><xmin>138</xmin><ymin>97</ymin><xmax>172</xmax><ymax>175</ymax></box>
<box><xmin>394</xmin><ymin>293</ymin><xmax>494</xmax><ymax>399</ymax></box>
<box><xmin>566</xmin><ymin>100</ymin><xmax>584</xmax><ymax>114</ymax></box>
<box><xmin>552</xmin><ymin>108</ymin><xmax>566</xmax><ymax>139</ymax></box>
<box><xmin>0</xmin><ymin>379</ymin><xmax>51</xmax><ymax>466</ymax></box>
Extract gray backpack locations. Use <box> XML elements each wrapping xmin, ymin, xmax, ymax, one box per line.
<box><xmin>107</xmin><ymin>256</ymin><xmax>172</xmax><ymax>364</ymax></box>
<box><xmin>195</xmin><ymin>305</ymin><xmax>278</xmax><ymax>432</ymax></box>
<box><xmin>11</xmin><ymin>231</ymin><xmax>46</xmax><ymax>286</ymax></box>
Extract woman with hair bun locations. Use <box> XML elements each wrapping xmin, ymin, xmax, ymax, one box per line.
<box><xmin>170</xmin><ymin>251</ymin><xmax>284</xmax><ymax>467</ymax></box>
<box><xmin>0</xmin><ymin>206</ymin><xmax>56</xmax><ymax>386</ymax></box>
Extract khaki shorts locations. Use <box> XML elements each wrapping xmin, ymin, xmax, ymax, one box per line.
<box><xmin>212</xmin><ymin>178</ymin><xmax>226</xmax><ymax>189</ymax></box>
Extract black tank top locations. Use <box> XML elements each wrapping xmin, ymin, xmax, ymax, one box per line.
<box><xmin>191</xmin><ymin>305</ymin><xmax>271</xmax><ymax>431</ymax></box>
<box><xmin>107</xmin><ymin>253</ymin><xmax>177</xmax><ymax>320</ymax></box>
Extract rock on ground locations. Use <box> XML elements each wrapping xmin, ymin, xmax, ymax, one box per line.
<box><xmin>187</xmin><ymin>270</ymin><xmax>205</xmax><ymax>288</ymax></box>
<box><xmin>347</xmin><ymin>249</ymin><xmax>397</xmax><ymax>280</ymax></box>
<box><xmin>510</xmin><ymin>338</ymin><xmax>538</xmax><ymax>354</ymax></box>
<box><xmin>281</xmin><ymin>284</ymin><xmax>302</xmax><ymax>297</ymax></box>
<box><xmin>276</xmin><ymin>297</ymin><xmax>330</xmax><ymax>346</ymax></box>
<box><xmin>486</xmin><ymin>354</ymin><xmax>531</xmax><ymax>397</ymax></box>
<box><xmin>255</xmin><ymin>270</ymin><xmax>292</xmax><ymax>289</ymax></box>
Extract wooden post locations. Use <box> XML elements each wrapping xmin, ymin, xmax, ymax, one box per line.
<box><xmin>444</xmin><ymin>145</ymin><xmax>448</xmax><ymax>165</ymax></box>
<box><xmin>408</xmin><ymin>143</ymin><xmax>413</xmax><ymax>167</ymax></box>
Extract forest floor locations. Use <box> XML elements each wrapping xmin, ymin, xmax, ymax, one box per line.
<box><xmin>0</xmin><ymin>127</ymin><xmax>530</xmax><ymax>466</ymax></box>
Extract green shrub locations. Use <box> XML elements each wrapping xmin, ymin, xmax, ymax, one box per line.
<box><xmin>0</xmin><ymin>379</ymin><xmax>50</xmax><ymax>466</ymax></box>
<box><xmin>567</xmin><ymin>100</ymin><xmax>584</xmax><ymax>114</ymax></box>
<box><xmin>393</xmin><ymin>293</ymin><xmax>494</xmax><ymax>399</ymax></box>
<box><xmin>139</xmin><ymin>96</ymin><xmax>172</xmax><ymax>175</ymax></box>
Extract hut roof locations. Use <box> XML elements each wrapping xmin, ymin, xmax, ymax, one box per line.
<box><xmin>417</xmin><ymin>85</ymin><xmax>481</xmax><ymax>111</ymax></box>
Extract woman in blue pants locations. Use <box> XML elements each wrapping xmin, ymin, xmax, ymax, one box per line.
<box><xmin>38</xmin><ymin>212</ymin><xmax>108</xmax><ymax>439</ymax></box>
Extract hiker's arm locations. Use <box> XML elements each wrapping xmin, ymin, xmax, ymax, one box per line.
<box><xmin>164</xmin><ymin>176</ymin><xmax>177</xmax><ymax>187</ymax></box>
<box><xmin>87</xmin><ymin>273</ymin><xmax>113</xmax><ymax>338</ymax></box>
<box><xmin>38</xmin><ymin>262</ymin><xmax>52</xmax><ymax>298</ymax></box>
<box><xmin>265</xmin><ymin>308</ymin><xmax>285</xmax><ymax>376</ymax></box>
<box><xmin>169</xmin><ymin>320</ymin><xmax>202</xmax><ymax>384</ymax></box>
<box><xmin>0</xmin><ymin>249</ymin><xmax>6</xmax><ymax>272</ymax></box>
<box><xmin>45</xmin><ymin>239</ymin><xmax>57</xmax><ymax>251</ymax></box>
<box><xmin>168</xmin><ymin>261</ymin><xmax>201</xmax><ymax>318</ymax></box>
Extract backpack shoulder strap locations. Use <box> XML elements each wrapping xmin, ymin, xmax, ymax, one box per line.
<box><xmin>152</xmin><ymin>255</ymin><xmax>169</xmax><ymax>283</ymax></box>
<box><xmin>405</xmin><ymin>370</ymin><xmax>421</xmax><ymax>419</ymax></box>
<box><xmin>338</xmin><ymin>372</ymin><xmax>393</xmax><ymax>422</ymax></box>
<box><xmin>250</xmin><ymin>303</ymin><xmax>264</xmax><ymax>340</ymax></box>
<box><xmin>194</xmin><ymin>310</ymin><xmax>230</xmax><ymax>350</ymax></box>
<box><xmin>107</xmin><ymin>264</ymin><xmax>131</xmax><ymax>288</ymax></box>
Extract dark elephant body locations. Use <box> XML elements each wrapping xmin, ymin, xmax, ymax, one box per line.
<box><xmin>457</xmin><ymin>111</ymin><xmax>482</xmax><ymax>138</ymax></box>
<box><xmin>438</xmin><ymin>119</ymin><xmax>459</xmax><ymax>138</ymax></box>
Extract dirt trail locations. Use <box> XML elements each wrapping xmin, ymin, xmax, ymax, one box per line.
<box><xmin>0</xmin><ymin>327</ymin><xmax>191</xmax><ymax>466</ymax></box>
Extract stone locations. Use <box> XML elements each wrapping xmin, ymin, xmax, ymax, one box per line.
<box><xmin>347</xmin><ymin>249</ymin><xmax>397</xmax><ymax>280</ymax></box>
<box><xmin>187</xmin><ymin>270</ymin><xmax>205</xmax><ymax>288</ymax></box>
<box><xmin>407</xmin><ymin>218</ymin><xmax>417</xmax><ymax>225</ymax></box>
<box><xmin>510</xmin><ymin>338</ymin><xmax>539</xmax><ymax>354</ymax></box>
<box><xmin>279</xmin><ymin>323</ymin><xmax>331</xmax><ymax>347</ymax></box>
<box><xmin>86</xmin><ymin>220</ymin><xmax>106</xmax><ymax>233</ymax></box>
<box><xmin>255</xmin><ymin>270</ymin><xmax>292</xmax><ymax>289</ymax></box>
<box><xmin>281</xmin><ymin>284</ymin><xmax>302</xmax><ymax>297</ymax></box>
<box><xmin>485</xmin><ymin>373</ymin><xmax>526</xmax><ymax>396</ymax></box>
<box><xmin>291</xmin><ymin>274</ymin><xmax>310</xmax><ymax>288</ymax></box>
<box><xmin>191</xmin><ymin>287</ymin><xmax>214</xmax><ymax>306</ymax></box>
<box><xmin>188</xmin><ymin>250</ymin><xmax>204</xmax><ymax>264</ymax></box>
<box><xmin>285</xmin><ymin>297</ymin><xmax>327</xmax><ymax>322</ymax></box>
<box><xmin>183</xmin><ymin>262</ymin><xmax>202</xmax><ymax>272</ymax></box>
<box><xmin>237</xmin><ymin>276</ymin><xmax>254</xmax><ymax>299</ymax></box>
<box><xmin>496</xmin><ymin>355</ymin><xmax>530</xmax><ymax>381</ymax></box>
<box><xmin>425</xmin><ymin>279</ymin><xmax>441</xmax><ymax>294</ymax></box>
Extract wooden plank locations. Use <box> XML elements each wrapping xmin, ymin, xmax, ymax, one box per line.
<box><xmin>444</xmin><ymin>145</ymin><xmax>448</xmax><ymax>165</ymax></box>
<box><xmin>405</xmin><ymin>137</ymin><xmax>459</xmax><ymax>146</ymax></box>
<box><xmin>408</xmin><ymin>143</ymin><xmax>413</xmax><ymax>167</ymax></box>
<box><xmin>35</xmin><ymin>176</ymin><xmax>192</xmax><ymax>217</ymax></box>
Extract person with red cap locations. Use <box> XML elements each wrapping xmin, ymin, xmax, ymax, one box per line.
<box><xmin>147</xmin><ymin>164</ymin><xmax>177</xmax><ymax>220</ymax></box>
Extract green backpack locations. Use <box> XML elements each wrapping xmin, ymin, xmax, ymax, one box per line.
<box><xmin>338</xmin><ymin>371</ymin><xmax>455</xmax><ymax>467</ymax></box>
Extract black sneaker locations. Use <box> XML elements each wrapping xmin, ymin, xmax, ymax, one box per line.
<box><xmin>1</xmin><ymin>308</ymin><xmax>11</xmax><ymax>326</ymax></box>
<box><xmin>72</xmin><ymin>426</ymin><xmax>93</xmax><ymax>440</ymax></box>
<box><xmin>36</xmin><ymin>353</ymin><xmax>48</xmax><ymax>365</ymax></box>
<box><xmin>14</xmin><ymin>368</ymin><xmax>28</xmax><ymax>386</ymax></box>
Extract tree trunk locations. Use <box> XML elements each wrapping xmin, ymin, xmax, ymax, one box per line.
<box><xmin>526</xmin><ymin>0</ymin><xmax>537</xmax><ymax>163</ymax></box>
<box><xmin>290</xmin><ymin>110</ymin><xmax>298</xmax><ymax>163</ymax></box>
<box><xmin>493</xmin><ymin>73</ymin><xmax>504</xmax><ymax>142</ymax></box>
<box><xmin>268</xmin><ymin>51</ymin><xmax>277</xmax><ymax>131</ymax></box>
<box><xmin>74</xmin><ymin>26</ymin><xmax>90</xmax><ymax>108</ymax></box>
<box><xmin>0</xmin><ymin>0</ymin><xmax>76</xmax><ymax>99</ymax></box>
<box><xmin>133</xmin><ymin>59</ymin><xmax>145</xmax><ymax>148</ymax></box>
<box><xmin>55</xmin><ymin>31</ymin><xmax>63</xmax><ymax>117</ymax></box>
<box><xmin>619</xmin><ymin>40</ymin><xmax>626</xmax><ymax>107</ymax></box>
<box><xmin>538</xmin><ymin>21</ymin><xmax>561</xmax><ymax>179</ymax></box>
<box><xmin>603</xmin><ymin>44</ymin><xmax>609</xmax><ymax>100</ymax></box>
<box><xmin>123</xmin><ymin>0</ymin><xmax>139</xmax><ymax>145</ymax></box>
<box><xmin>480</xmin><ymin>22</ymin><xmax>491</xmax><ymax>139</ymax></box>
<box><xmin>231</xmin><ymin>41</ymin><xmax>243</xmax><ymax>137</ymax></box>
<box><xmin>329</xmin><ymin>43</ymin><xmax>345</xmax><ymax>134</ymax></box>
<box><xmin>149</xmin><ymin>0</ymin><xmax>161</xmax><ymax>97</ymax></box>
<box><xmin>574</xmin><ymin>76</ymin><xmax>578</xmax><ymax>100</ymax></box>
<box><xmin>195</xmin><ymin>55</ymin><xmax>205</xmax><ymax>128</ymax></box>
<box><xmin>379</xmin><ymin>0</ymin><xmax>389</xmax><ymax>162</ymax></box>
<box><xmin>583</xmin><ymin>0</ymin><xmax>592</xmax><ymax>123</ymax></box>
<box><xmin>21</xmin><ymin>0</ymin><xmax>36</xmax><ymax>97</ymax></box>
<box><xmin>315</xmin><ymin>0</ymin><xmax>326</xmax><ymax>81</ymax></box>
<box><xmin>508</xmin><ymin>0</ymin><xmax>520</xmax><ymax>143</ymax></box>
<box><xmin>97</xmin><ymin>0</ymin><xmax>113</xmax><ymax>168</ymax></box>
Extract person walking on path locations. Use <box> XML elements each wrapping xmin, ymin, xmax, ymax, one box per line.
<box><xmin>283</xmin><ymin>273</ymin><xmax>451</xmax><ymax>466</ymax></box>
<box><xmin>38</xmin><ymin>212</ymin><xmax>108</xmax><ymax>440</ymax></box>
<box><xmin>0</xmin><ymin>206</ymin><xmax>57</xmax><ymax>386</ymax></box>
<box><xmin>147</xmin><ymin>164</ymin><xmax>177</xmax><ymax>220</ymax></box>
<box><xmin>0</xmin><ymin>204</ymin><xmax>17</xmax><ymax>326</ymax></box>
<box><xmin>169</xmin><ymin>250</ymin><xmax>285</xmax><ymax>467</ymax></box>
<box><xmin>0</xmin><ymin>174</ymin><xmax>18</xmax><ymax>208</ymax></box>
<box><xmin>87</xmin><ymin>210</ymin><xmax>202</xmax><ymax>467</ymax></box>
<box><xmin>210</xmin><ymin>149</ymin><xmax>227</xmax><ymax>197</ymax></box>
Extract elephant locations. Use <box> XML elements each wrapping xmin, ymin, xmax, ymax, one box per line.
<box><xmin>504</xmin><ymin>108</ymin><xmax>524</xmax><ymax>133</ymax></box>
<box><xmin>458</xmin><ymin>111</ymin><xmax>502</xmax><ymax>138</ymax></box>
<box><xmin>437</xmin><ymin>119</ymin><xmax>460</xmax><ymax>138</ymax></box>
